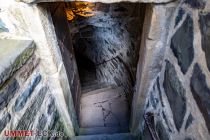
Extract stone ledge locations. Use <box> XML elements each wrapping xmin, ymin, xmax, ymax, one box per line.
<box><xmin>20</xmin><ymin>0</ymin><xmax>176</xmax><ymax>4</ymax></box>
<box><xmin>0</xmin><ymin>35</ymin><xmax>35</xmax><ymax>88</ymax></box>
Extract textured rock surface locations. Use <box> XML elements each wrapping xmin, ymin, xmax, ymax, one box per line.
<box><xmin>184</xmin><ymin>0</ymin><xmax>206</xmax><ymax>9</ymax></box>
<box><xmin>163</xmin><ymin>61</ymin><xmax>186</xmax><ymax>131</ymax></box>
<box><xmin>0</xmin><ymin>37</ymin><xmax>35</xmax><ymax>87</ymax></box>
<box><xmin>16</xmin><ymin>86</ymin><xmax>48</xmax><ymax>130</ymax></box>
<box><xmin>199</xmin><ymin>13</ymin><xmax>210</xmax><ymax>71</ymax></box>
<box><xmin>0</xmin><ymin>113</ymin><xmax>11</xmax><ymax>133</ymax></box>
<box><xmin>13</xmin><ymin>73</ymin><xmax>41</xmax><ymax>112</ymax></box>
<box><xmin>190</xmin><ymin>64</ymin><xmax>210</xmax><ymax>132</ymax></box>
<box><xmin>0</xmin><ymin>79</ymin><xmax>19</xmax><ymax>110</ymax></box>
<box><xmin>171</xmin><ymin>15</ymin><xmax>194</xmax><ymax>74</ymax></box>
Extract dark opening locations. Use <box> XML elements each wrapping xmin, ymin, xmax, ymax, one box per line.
<box><xmin>45</xmin><ymin>2</ymin><xmax>146</xmax><ymax>135</ymax></box>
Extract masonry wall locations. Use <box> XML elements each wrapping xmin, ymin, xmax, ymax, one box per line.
<box><xmin>139</xmin><ymin>0</ymin><xmax>210</xmax><ymax>139</ymax></box>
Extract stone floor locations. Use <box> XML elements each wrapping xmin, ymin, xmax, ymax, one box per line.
<box><xmin>79</xmin><ymin>86</ymin><xmax>130</xmax><ymax>135</ymax></box>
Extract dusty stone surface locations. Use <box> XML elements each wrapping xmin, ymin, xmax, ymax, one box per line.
<box><xmin>80</xmin><ymin>86</ymin><xmax>129</xmax><ymax>130</ymax></box>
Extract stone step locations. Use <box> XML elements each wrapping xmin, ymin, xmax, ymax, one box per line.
<box><xmin>79</xmin><ymin>126</ymin><xmax>129</xmax><ymax>135</ymax></box>
<box><xmin>72</xmin><ymin>133</ymin><xmax>135</xmax><ymax>140</ymax></box>
<box><xmin>79</xmin><ymin>86</ymin><xmax>129</xmax><ymax>129</ymax></box>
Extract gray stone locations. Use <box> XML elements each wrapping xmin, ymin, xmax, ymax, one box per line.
<box><xmin>0</xmin><ymin>79</ymin><xmax>19</xmax><ymax>110</ymax></box>
<box><xmin>13</xmin><ymin>74</ymin><xmax>41</xmax><ymax>112</ymax></box>
<box><xmin>163</xmin><ymin>60</ymin><xmax>186</xmax><ymax>131</ymax></box>
<box><xmin>0</xmin><ymin>37</ymin><xmax>35</xmax><ymax>87</ymax></box>
<box><xmin>199</xmin><ymin>13</ymin><xmax>210</xmax><ymax>72</ymax></box>
<box><xmin>190</xmin><ymin>63</ymin><xmax>210</xmax><ymax>132</ymax></box>
<box><xmin>156</xmin><ymin>121</ymin><xmax>169</xmax><ymax>140</ymax></box>
<box><xmin>185</xmin><ymin>113</ymin><xmax>194</xmax><ymax>130</ymax></box>
<box><xmin>37</xmin><ymin>114</ymin><xmax>47</xmax><ymax>130</ymax></box>
<box><xmin>19</xmin><ymin>55</ymin><xmax>40</xmax><ymax>82</ymax></box>
<box><xmin>175</xmin><ymin>8</ymin><xmax>185</xmax><ymax>27</ymax></box>
<box><xmin>184</xmin><ymin>0</ymin><xmax>206</xmax><ymax>9</ymax></box>
<box><xmin>16</xmin><ymin>86</ymin><xmax>48</xmax><ymax>130</ymax></box>
<box><xmin>171</xmin><ymin>15</ymin><xmax>194</xmax><ymax>74</ymax></box>
<box><xmin>0</xmin><ymin>113</ymin><xmax>11</xmax><ymax>133</ymax></box>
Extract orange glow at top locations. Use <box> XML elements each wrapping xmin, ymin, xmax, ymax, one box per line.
<box><xmin>65</xmin><ymin>2</ymin><xmax>95</xmax><ymax>21</ymax></box>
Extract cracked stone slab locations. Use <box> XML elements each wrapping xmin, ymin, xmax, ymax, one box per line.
<box><xmin>80</xmin><ymin>87</ymin><xmax>129</xmax><ymax>129</ymax></box>
<box><xmin>0</xmin><ymin>34</ymin><xmax>35</xmax><ymax>87</ymax></box>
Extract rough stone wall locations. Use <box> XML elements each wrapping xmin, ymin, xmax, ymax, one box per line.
<box><xmin>0</xmin><ymin>0</ymin><xmax>76</xmax><ymax>139</ymax></box>
<box><xmin>69</xmin><ymin>3</ymin><xmax>145</xmax><ymax>99</ymax></box>
<box><xmin>141</xmin><ymin>0</ymin><xmax>210</xmax><ymax>139</ymax></box>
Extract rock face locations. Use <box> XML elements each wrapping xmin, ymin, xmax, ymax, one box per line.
<box><xmin>184</xmin><ymin>0</ymin><xmax>206</xmax><ymax>9</ymax></box>
<box><xmin>163</xmin><ymin>61</ymin><xmax>186</xmax><ymax>131</ymax></box>
<box><xmin>0</xmin><ymin>79</ymin><xmax>19</xmax><ymax>110</ymax></box>
<box><xmin>171</xmin><ymin>15</ymin><xmax>194</xmax><ymax>74</ymax></box>
<box><xmin>190</xmin><ymin>64</ymin><xmax>210</xmax><ymax>132</ymax></box>
<box><xmin>70</xmin><ymin>3</ymin><xmax>145</xmax><ymax>100</ymax></box>
<box><xmin>0</xmin><ymin>37</ymin><xmax>35</xmax><ymax>87</ymax></box>
<box><xmin>199</xmin><ymin>13</ymin><xmax>210</xmax><ymax>71</ymax></box>
<box><xmin>16</xmin><ymin>86</ymin><xmax>48</xmax><ymax>130</ymax></box>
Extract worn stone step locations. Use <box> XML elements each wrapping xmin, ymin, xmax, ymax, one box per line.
<box><xmin>79</xmin><ymin>126</ymin><xmax>129</xmax><ymax>135</ymax></box>
<box><xmin>72</xmin><ymin>133</ymin><xmax>135</xmax><ymax>140</ymax></box>
<box><xmin>80</xmin><ymin>87</ymin><xmax>129</xmax><ymax>129</ymax></box>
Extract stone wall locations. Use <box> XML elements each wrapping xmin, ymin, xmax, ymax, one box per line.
<box><xmin>0</xmin><ymin>1</ymin><xmax>76</xmax><ymax>139</ymax></box>
<box><xmin>140</xmin><ymin>0</ymin><xmax>210</xmax><ymax>139</ymax></box>
<box><xmin>69</xmin><ymin>3</ymin><xmax>145</xmax><ymax>101</ymax></box>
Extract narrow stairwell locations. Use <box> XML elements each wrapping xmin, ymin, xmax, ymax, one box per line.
<box><xmin>73</xmin><ymin>84</ymin><xmax>135</xmax><ymax>139</ymax></box>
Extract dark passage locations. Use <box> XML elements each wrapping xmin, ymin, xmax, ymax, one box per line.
<box><xmin>48</xmin><ymin>2</ymin><xmax>146</xmax><ymax>136</ymax></box>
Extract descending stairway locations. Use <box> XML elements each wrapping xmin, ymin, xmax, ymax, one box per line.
<box><xmin>78</xmin><ymin>85</ymin><xmax>131</xmax><ymax>137</ymax></box>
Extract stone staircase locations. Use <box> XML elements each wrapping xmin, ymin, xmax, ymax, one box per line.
<box><xmin>75</xmin><ymin>85</ymin><xmax>134</xmax><ymax>139</ymax></box>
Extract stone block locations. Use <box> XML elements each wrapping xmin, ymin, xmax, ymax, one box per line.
<box><xmin>16</xmin><ymin>86</ymin><xmax>48</xmax><ymax>130</ymax></box>
<box><xmin>0</xmin><ymin>113</ymin><xmax>11</xmax><ymax>133</ymax></box>
<box><xmin>13</xmin><ymin>74</ymin><xmax>41</xmax><ymax>112</ymax></box>
<box><xmin>163</xmin><ymin>60</ymin><xmax>186</xmax><ymax>131</ymax></box>
<box><xmin>199</xmin><ymin>13</ymin><xmax>210</xmax><ymax>72</ymax></box>
<box><xmin>0</xmin><ymin>79</ymin><xmax>19</xmax><ymax>110</ymax></box>
<box><xmin>190</xmin><ymin>64</ymin><xmax>210</xmax><ymax>132</ymax></box>
<box><xmin>171</xmin><ymin>15</ymin><xmax>194</xmax><ymax>74</ymax></box>
<box><xmin>0</xmin><ymin>36</ymin><xmax>35</xmax><ymax>87</ymax></box>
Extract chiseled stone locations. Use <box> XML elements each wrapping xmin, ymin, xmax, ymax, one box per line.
<box><xmin>171</xmin><ymin>15</ymin><xmax>194</xmax><ymax>74</ymax></box>
<box><xmin>0</xmin><ymin>79</ymin><xmax>19</xmax><ymax>110</ymax></box>
<box><xmin>0</xmin><ymin>113</ymin><xmax>11</xmax><ymax>133</ymax></box>
<box><xmin>0</xmin><ymin>37</ymin><xmax>35</xmax><ymax>87</ymax></box>
<box><xmin>175</xmin><ymin>8</ymin><xmax>185</xmax><ymax>27</ymax></box>
<box><xmin>185</xmin><ymin>113</ymin><xmax>194</xmax><ymax>130</ymax></box>
<box><xmin>16</xmin><ymin>86</ymin><xmax>48</xmax><ymax>130</ymax></box>
<box><xmin>13</xmin><ymin>74</ymin><xmax>42</xmax><ymax>112</ymax></box>
<box><xmin>199</xmin><ymin>13</ymin><xmax>210</xmax><ymax>72</ymax></box>
<box><xmin>156</xmin><ymin>121</ymin><xmax>169</xmax><ymax>140</ymax></box>
<box><xmin>184</xmin><ymin>0</ymin><xmax>206</xmax><ymax>9</ymax></box>
<box><xmin>190</xmin><ymin>64</ymin><xmax>210</xmax><ymax>132</ymax></box>
<box><xmin>163</xmin><ymin>60</ymin><xmax>186</xmax><ymax>131</ymax></box>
